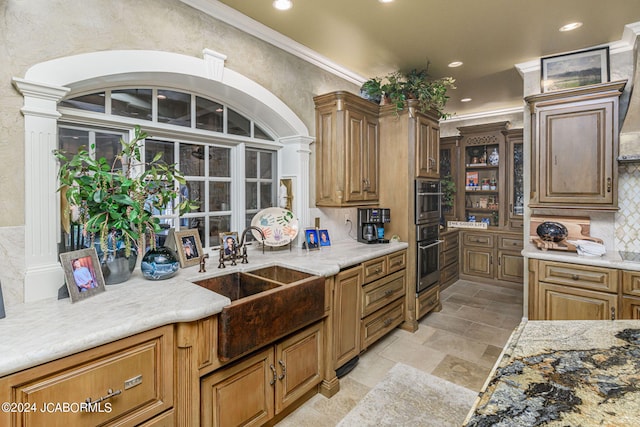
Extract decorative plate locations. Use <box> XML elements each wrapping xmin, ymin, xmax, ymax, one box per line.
<box><xmin>251</xmin><ymin>207</ymin><xmax>299</xmax><ymax>247</ymax></box>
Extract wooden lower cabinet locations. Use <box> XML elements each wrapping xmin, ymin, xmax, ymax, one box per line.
<box><xmin>538</xmin><ymin>282</ymin><xmax>617</xmax><ymax>320</ymax></box>
<box><xmin>200</xmin><ymin>322</ymin><xmax>323</xmax><ymax>427</ymax></box>
<box><xmin>416</xmin><ymin>285</ymin><xmax>440</xmax><ymax>319</ymax></box>
<box><xmin>460</xmin><ymin>231</ymin><xmax>523</xmax><ymax>284</ymax></box>
<box><xmin>530</xmin><ymin>259</ymin><xmax>622</xmax><ymax>320</ymax></box>
<box><xmin>333</xmin><ymin>266</ymin><xmax>362</xmax><ymax>370</ymax></box>
<box><xmin>0</xmin><ymin>326</ymin><xmax>174</xmax><ymax>427</ymax></box>
<box><xmin>439</xmin><ymin>229</ymin><xmax>459</xmax><ymax>289</ymax></box>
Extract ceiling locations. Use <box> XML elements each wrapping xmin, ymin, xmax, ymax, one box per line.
<box><xmin>214</xmin><ymin>0</ymin><xmax>640</xmax><ymax>118</ymax></box>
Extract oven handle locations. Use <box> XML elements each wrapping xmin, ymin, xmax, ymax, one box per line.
<box><xmin>418</xmin><ymin>240</ymin><xmax>443</xmax><ymax>250</ymax></box>
<box><xmin>416</xmin><ymin>192</ymin><xmax>443</xmax><ymax>196</ymax></box>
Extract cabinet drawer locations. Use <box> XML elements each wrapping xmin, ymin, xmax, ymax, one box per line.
<box><xmin>498</xmin><ymin>235</ymin><xmax>523</xmax><ymax>251</ymax></box>
<box><xmin>623</xmin><ymin>271</ymin><xmax>640</xmax><ymax>297</ymax></box>
<box><xmin>538</xmin><ymin>260</ymin><xmax>618</xmax><ymax>293</ymax></box>
<box><xmin>441</xmin><ymin>232</ymin><xmax>459</xmax><ymax>252</ymax></box>
<box><xmin>440</xmin><ymin>262</ymin><xmax>459</xmax><ymax>288</ymax></box>
<box><xmin>462</xmin><ymin>232</ymin><xmax>494</xmax><ymax>248</ymax></box>
<box><xmin>416</xmin><ymin>285</ymin><xmax>440</xmax><ymax>319</ymax></box>
<box><xmin>440</xmin><ymin>246</ymin><xmax>458</xmax><ymax>269</ymax></box>
<box><xmin>360</xmin><ymin>298</ymin><xmax>404</xmax><ymax>350</ymax></box>
<box><xmin>362</xmin><ymin>256</ymin><xmax>387</xmax><ymax>284</ymax></box>
<box><xmin>1</xmin><ymin>326</ymin><xmax>173</xmax><ymax>427</ymax></box>
<box><xmin>387</xmin><ymin>250</ymin><xmax>407</xmax><ymax>274</ymax></box>
<box><xmin>361</xmin><ymin>270</ymin><xmax>405</xmax><ymax>318</ymax></box>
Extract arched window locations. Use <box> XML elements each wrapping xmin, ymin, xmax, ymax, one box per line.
<box><xmin>14</xmin><ymin>49</ymin><xmax>313</xmax><ymax>301</ymax></box>
<box><xmin>57</xmin><ymin>88</ymin><xmax>279</xmax><ymax>248</ymax></box>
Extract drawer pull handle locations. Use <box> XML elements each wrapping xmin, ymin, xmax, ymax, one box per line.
<box><xmin>384</xmin><ymin>289</ymin><xmax>394</xmax><ymax>297</ymax></box>
<box><xmin>86</xmin><ymin>388</ymin><xmax>122</xmax><ymax>405</ymax></box>
<box><xmin>270</xmin><ymin>364</ymin><xmax>277</xmax><ymax>385</ymax></box>
<box><xmin>278</xmin><ymin>360</ymin><xmax>287</xmax><ymax>381</ymax></box>
<box><xmin>611</xmin><ymin>307</ymin><xmax>616</xmax><ymax>321</ymax></box>
<box><xmin>571</xmin><ymin>274</ymin><xmax>579</xmax><ymax>280</ymax></box>
<box><xmin>383</xmin><ymin>318</ymin><xmax>393</xmax><ymax>327</ymax></box>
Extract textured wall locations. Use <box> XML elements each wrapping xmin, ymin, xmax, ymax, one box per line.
<box><xmin>0</xmin><ymin>0</ymin><xmax>359</xmax><ymax>305</ymax></box>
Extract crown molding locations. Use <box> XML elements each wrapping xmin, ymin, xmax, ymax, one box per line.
<box><xmin>180</xmin><ymin>0</ymin><xmax>366</xmax><ymax>86</ymax></box>
<box><xmin>442</xmin><ymin>106</ymin><xmax>524</xmax><ymax>123</ymax></box>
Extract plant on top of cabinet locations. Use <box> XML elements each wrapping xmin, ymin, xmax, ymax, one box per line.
<box><xmin>360</xmin><ymin>66</ymin><xmax>456</xmax><ymax>119</ymax></box>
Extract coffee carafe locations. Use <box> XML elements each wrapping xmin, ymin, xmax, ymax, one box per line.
<box><xmin>357</xmin><ymin>208</ymin><xmax>390</xmax><ymax>244</ymax></box>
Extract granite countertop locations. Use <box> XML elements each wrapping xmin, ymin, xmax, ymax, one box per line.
<box><xmin>523</xmin><ymin>242</ymin><xmax>640</xmax><ymax>271</ymax></box>
<box><xmin>464</xmin><ymin>320</ymin><xmax>640</xmax><ymax>426</ymax></box>
<box><xmin>0</xmin><ymin>240</ymin><xmax>407</xmax><ymax>377</ymax></box>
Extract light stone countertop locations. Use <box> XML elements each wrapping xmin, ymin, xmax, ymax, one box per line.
<box><xmin>523</xmin><ymin>242</ymin><xmax>640</xmax><ymax>271</ymax></box>
<box><xmin>0</xmin><ymin>240</ymin><xmax>408</xmax><ymax>377</ymax></box>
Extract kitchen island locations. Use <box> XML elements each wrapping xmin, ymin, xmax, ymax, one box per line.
<box><xmin>464</xmin><ymin>320</ymin><xmax>640</xmax><ymax>426</ymax></box>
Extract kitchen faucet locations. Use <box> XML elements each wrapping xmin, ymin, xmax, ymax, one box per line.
<box><xmin>238</xmin><ymin>226</ymin><xmax>266</xmax><ymax>264</ymax></box>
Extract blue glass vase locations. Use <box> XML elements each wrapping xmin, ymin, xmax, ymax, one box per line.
<box><xmin>141</xmin><ymin>247</ymin><xmax>180</xmax><ymax>280</ymax></box>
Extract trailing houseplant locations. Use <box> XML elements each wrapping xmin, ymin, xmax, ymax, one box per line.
<box><xmin>360</xmin><ymin>66</ymin><xmax>456</xmax><ymax>119</ymax></box>
<box><xmin>54</xmin><ymin>125</ymin><xmax>197</xmax><ymax>262</ymax></box>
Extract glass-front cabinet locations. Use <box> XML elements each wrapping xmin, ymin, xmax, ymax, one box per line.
<box><xmin>505</xmin><ymin>129</ymin><xmax>524</xmax><ymax>231</ymax></box>
<box><xmin>439</xmin><ymin>136</ymin><xmax>461</xmax><ymax>224</ymax></box>
<box><xmin>463</xmin><ymin>141</ymin><xmax>501</xmax><ymax>226</ymax></box>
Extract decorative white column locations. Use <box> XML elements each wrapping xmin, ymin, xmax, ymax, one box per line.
<box><xmin>279</xmin><ymin>136</ymin><xmax>314</xmax><ymax>231</ymax></box>
<box><xmin>12</xmin><ymin>78</ymin><xmax>69</xmax><ymax>301</ymax></box>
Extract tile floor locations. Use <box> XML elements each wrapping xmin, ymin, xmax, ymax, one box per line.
<box><xmin>275</xmin><ymin>279</ymin><xmax>524</xmax><ymax>426</ymax></box>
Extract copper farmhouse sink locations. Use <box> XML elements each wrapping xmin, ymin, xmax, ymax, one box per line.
<box><xmin>193</xmin><ymin>266</ymin><xmax>325</xmax><ymax>361</ymax></box>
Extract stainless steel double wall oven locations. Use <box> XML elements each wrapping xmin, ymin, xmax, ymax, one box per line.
<box><xmin>415</xmin><ymin>179</ymin><xmax>441</xmax><ymax>294</ymax></box>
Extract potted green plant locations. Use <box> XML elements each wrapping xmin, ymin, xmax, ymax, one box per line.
<box><xmin>360</xmin><ymin>66</ymin><xmax>456</xmax><ymax>119</ymax></box>
<box><xmin>54</xmin><ymin>125</ymin><xmax>197</xmax><ymax>283</ymax></box>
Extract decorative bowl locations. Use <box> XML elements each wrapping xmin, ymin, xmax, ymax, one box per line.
<box><xmin>536</xmin><ymin>221</ymin><xmax>568</xmax><ymax>242</ymax></box>
<box><xmin>141</xmin><ymin>247</ymin><xmax>180</xmax><ymax>280</ymax></box>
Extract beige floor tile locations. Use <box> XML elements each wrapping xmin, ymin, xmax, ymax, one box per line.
<box><xmin>464</xmin><ymin>322</ymin><xmax>517</xmax><ymax>348</ymax></box>
<box><xmin>378</xmin><ymin>335</ymin><xmax>448</xmax><ymax>373</ymax></box>
<box><xmin>431</xmin><ymin>354</ymin><xmax>493</xmax><ymax>392</ymax></box>
<box><xmin>423</xmin><ymin>329</ymin><xmax>489</xmax><ymax>362</ymax></box>
<box><xmin>420</xmin><ymin>311</ymin><xmax>474</xmax><ymax>336</ymax></box>
<box><xmin>455</xmin><ymin>305</ymin><xmax>510</xmax><ymax>328</ymax></box>
<box><xmin>477</xmin><ymin>344</ymin><xmax>504</xmax><ymax>368</ymax></box>
<box><xmin>347</xmin><ymin>351</ymin><xmax>396</xmax><ymax>388</ymax></box>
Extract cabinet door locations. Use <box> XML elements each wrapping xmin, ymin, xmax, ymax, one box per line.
<box><xmin>497</xmin><ymin>250</ymin><xmax>524</xmax><ymax>283</ymax></box>
<box><xmin>345</xmin><ymin>109</ymin><xmax>379</xmax><ymax>203</ymax></box>
<box><xmin>623</xmin><ymin>271</ymin><xmax>640</xmax><ymax>297</ymax></box>
<box><xmin>416</xmin><ymin>115</ymin><xmax>440</xmax><ymax>178</ymax></box>
<box><xmin>538</xmin><ymin>100</ymin><xmax>615</xmax><ymax>206</ymax></box>
<box><xmin>538</xmin><ymin>282</ymin><xmax>617</xmax><ymax>320</ymax></box>
<box><xmin>462</xmin><ymin>246</ymin><xmax>493</xmax><ymax>279</ymax></box>
<box><xmin>439</xmin><ymin>137</ymin><xmax>461</xmax><ymax>222</ymax></box>
<box><xmin>333</xmin><ymin>266</ymin><xmax>362</xmax><ymax>369</ymax></box>
<box><xmin>505</xmin><ymin>130</ymin><xmax>524</xmax><ymax>230</ymax></box>
<box><xmin>200</xmin><ymin>348</ymin><xmax>274</xmax><ymax>427</ymax></box>
<box><xmin>275</xmin><ymin>322</ymin><xmax>323</xmax><ymax>413</ymax></box>
<box><xmin>622</xmin><ymin>296</ymin><xmax>640</xmax><ymax>319</ymax></box>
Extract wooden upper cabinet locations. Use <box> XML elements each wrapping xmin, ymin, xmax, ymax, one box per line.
<box><xmin>314</xmin><ymin>91</ymin><xmax>379</xmax><ymax>207</ymax></box>
<box><xmin>526</xmin><ymin>81</ymin><xmax>626</xmax><ymax>210</ymax></box>
<box><xmin>416</xmin><ymin>113</ymin><xmax>440</xmax><ymax>178</ymax></box>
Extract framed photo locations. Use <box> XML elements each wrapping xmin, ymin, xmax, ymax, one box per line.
<box><xmin>60</xmin><ymin>248</ymin><xmax>106</xmax><ymax>303</ymax></box>
<box><xmin>305</xmin><ymin>228</ymin><xmax>320</xmax><ymax>251</ymax></box>
<box><xmin>541</xmin><ymin>47</ymin><xmax>609</xmax><ymax>93</ymax></box>
<box><xmin>174</xmin><ymin>229</ymin><xmax>203</xmax><ymax>267</ymax></box>
<box><xmin>318</xmin><ymin>229</ymin><xmax>331</xmax><ymax>247</ymax></box>
<box><xmin>219</xmin><ymin>231</ymin><xmax>239</xmax><ymax>257</ymax></box>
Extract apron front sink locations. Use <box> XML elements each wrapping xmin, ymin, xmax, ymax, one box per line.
<box><xmin>193</xmin><ymin>266</ymin><xmax>325</xmax><ymax>361</ymax></box>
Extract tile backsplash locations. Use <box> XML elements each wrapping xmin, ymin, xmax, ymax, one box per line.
<box><xmin>616</xmin><ymin>163</ymin><xmax>640</xmax><ymax>252</ymax></box>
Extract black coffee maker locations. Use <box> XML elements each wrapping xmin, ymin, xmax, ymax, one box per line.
<box><xmin>357</xmin><ymin>208</ymin><xmax>391</xmax><ymax>244</ymax></box>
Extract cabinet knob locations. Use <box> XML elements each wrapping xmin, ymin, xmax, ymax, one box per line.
<box><xmin>571</xmin><ymin>274</ymin><xmax>579</xmax><ymax>280</ymax></box>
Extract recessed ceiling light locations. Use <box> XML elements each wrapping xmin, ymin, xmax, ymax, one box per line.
<box><xmin>157</xmin><ymin>94</ymin><xmax>167</xmax><ymax>100</ymax></box>
<box><xmin>448</xmin><ymin>61</ymin><xmax>463</xmax><ymax>68</ymax></box>
<box><xmin>461</xmin><ymin>98</ymin><xmax>472</xmax><ymax>103</ymax></box>
<box><xmin>559</xmin><ymin>22</ymin><xmax>583</xmax><ymax>32</ymax></box>
<box><xmin>379</xmin><ymin>0</ymin><xmax>394</xmax><ymax>3</ymax></box>
<box><xmin>273</xmin><ymin>0</ymin><xmax>293</xmax><ymax>10</ymax></box>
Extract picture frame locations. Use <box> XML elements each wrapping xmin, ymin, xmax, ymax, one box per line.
<box><xmin>318</xmin><ymin>229</ymin><xmax>331</xmax><ymax>247</ymax></box>
<box><xmin>60</xmin><ymin>248</ymin><xmax>106</xmax><ymax>303</ymax></box>
<box><xmin>541</xmin><ymin>47</ymin><xmax>609</xmax><ymax>93</ymax></box>
<box><xmin>174</xmin><ymin>229</ymin><xmax>204</xmax><ymax>267</ymax></box>
<box><xmin>219</xmin><ymin>231</ymin><xmax>239</xmax><ymax>257</ymax></box>
<box><xmin>304</xmin><ymin>228</ymin><xmax>320</xmax><ymax>251</ymax></box>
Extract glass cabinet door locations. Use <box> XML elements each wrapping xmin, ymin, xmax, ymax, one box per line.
<box><xmin>506</xmin><ymin>129</ymin><xmax>524</xmax><ymax>230</ymax></box>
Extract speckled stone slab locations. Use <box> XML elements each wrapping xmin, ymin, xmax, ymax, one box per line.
<box><xmin>337</xmin><ymin>362</ymin><xmax>477</xmax><ymax>427</ymax></box>
<box><xmin>465</xmin><ymin>320</ymin><xmax>640</xmax><ymax>426</ymax></box>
